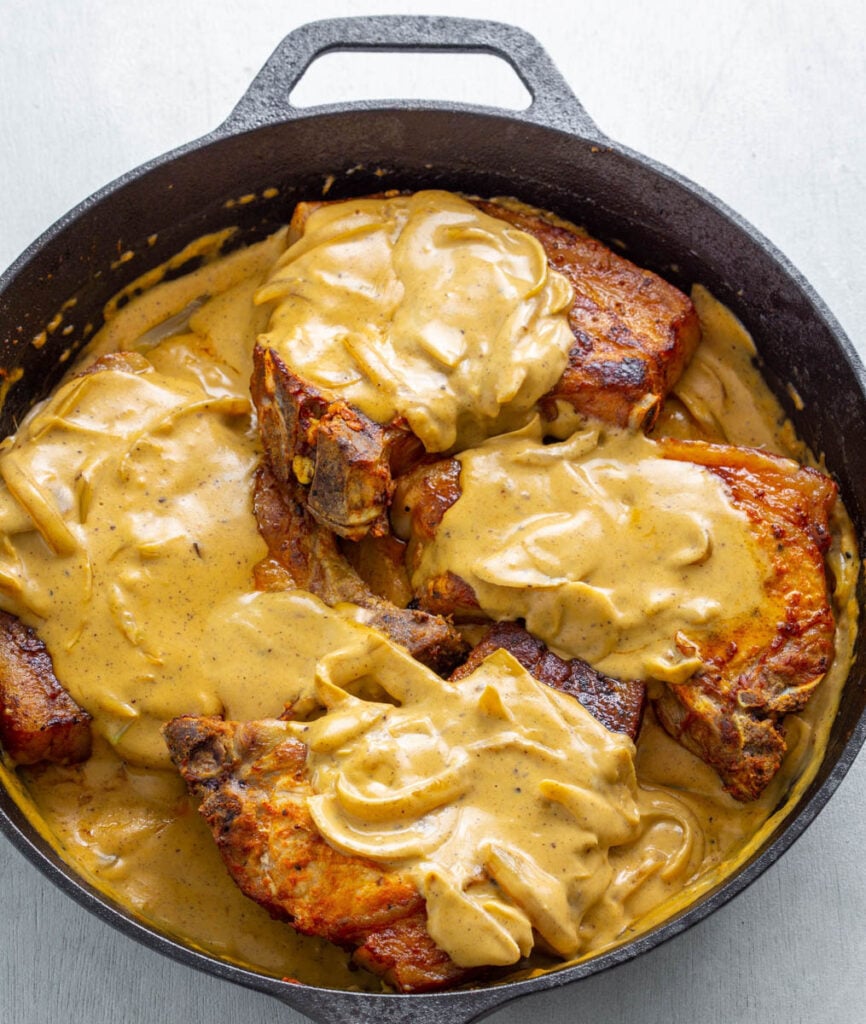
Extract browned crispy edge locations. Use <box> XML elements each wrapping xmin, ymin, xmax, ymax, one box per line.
<box><xmin>451</xmin><ymin>621</ymin><xmax>646</xmax><ymax>740</ymax></box>
<box><xmin>163</xmin><ymin>715</ymin><xmax>486</xmax><ymax>992</ymax></box>
<box><xmin>474</xmin><ymin>199</ymin><xmax>702</xmax><ymax>430</ymax></box>
<box><xmin>653</xmin><ymin>438</ymin><xmax>839</xmax><ymax>801</ymax></box>
<box><xmin>398</xmin><ymin>440</ymin><xmax>841</xmax><ymax>801</ymax></box>
<box><xmin>0</xmin><ymin>610</ymin><xmax>92</xmax><ymax>765</ymax></box>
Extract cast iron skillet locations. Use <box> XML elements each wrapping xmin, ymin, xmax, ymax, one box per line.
<box><xmin>1</xmin><ymin>16</ymin><xmax>865</xmax><ymax>1024</ymax></box>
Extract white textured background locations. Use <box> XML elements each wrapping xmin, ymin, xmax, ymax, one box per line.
<box><xmin>1</xmin><ymin>1</ymin><xmax>865</xmax><ymax>1022</ymax></box>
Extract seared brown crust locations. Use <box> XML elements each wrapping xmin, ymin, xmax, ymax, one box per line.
<box><xmin>353</xmin><ymin>912</ymin><xmax>472</xmax><ymax>992</ymax></box>
<box><xmin>450</xmin><ymin>621</ymin><xmax>646</xmax><ymax>740</ymax></box>
<box><xmin>0</xmin><ymin>610</ymin><xmax>92</xmax><ymax>765</ymax></box>
<box><xmin>251</xmin><ymin>345</ymin><xmax>407</xmax><ymax>541</ymax></box>
<box><xmin>390</xmin><ymin>458</ymin><xmax>485</xmax><ymax>622</ymax></box>
<box><xmin>253</xmin><ymin>195</ymin><xmax>699</xmax><ymax>540</ymax></box>
<box><xmin>394</xmin><ymin>458</ymin><xmax>462</xmax><ymax>562</ymax></box>
<box><xmin>414</xmin><ymin>571</ymin><xmax>484</xmax><ymax>622</ymax></box>
<box><xmin>653</xmin><ymin>438</ymin><xmax>838</xmax><ymax>801</ymax></box>
<box><xmin>162</xmin><ymin>715</ymin><xmax>480</xmax><ymax>992</ymax></box>
<box><xmin>474</xmin><ymin>201</ymin><xmax>702</xmax><ymax>430</ymax></box>
<box><xmin>252</xmin><ymin>461</ymin><xmax>467</xmax><ymax>675</ymax></box>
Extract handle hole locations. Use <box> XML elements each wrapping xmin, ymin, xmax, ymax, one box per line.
<box><xmin>289</xmin><ymin>51</ymin><xmax>532</xmax><ymax>110</ymax></box>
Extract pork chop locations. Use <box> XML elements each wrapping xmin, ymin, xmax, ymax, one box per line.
<box><xmin>396</xmin><ymin>439</ymin><xmax>838</xmax><ymax>801</ymax></box>
<box><xmin>252</xmin><ymin>194</ymin><xmax>700</xmax><ymax>540</ymax></box>
<box><xmin>162</xmin><ymin>714</ymin><xmax>484</xmax><ymax>992</ymax></box>
<box><xmin>0</xmin><ymin>610</ymin><xmax>92</xmax><ymax>765</ymax></box>
<box><xmin>451</xmin><ymin>621</ymin><xmax>646</xmax><ymax>740</ymax></box>
<box><xmin>163</xmin><ymin>613</ymin><xmax>650</xmax><ymax>991</ymax></box>
<box><xmin>473</xmin><ymin>199</ymin><xmax>701</xmax><ymax>430</ymax></box>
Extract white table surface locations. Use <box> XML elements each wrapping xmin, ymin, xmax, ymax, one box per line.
<box><xmin>1</xmin><ymin>1</ymin><xmax>865</xmax><ymax>1022</ymax></box>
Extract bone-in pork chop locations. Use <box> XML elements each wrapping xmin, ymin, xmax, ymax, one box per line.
<box><xmin>162</xmin><ymin>714</ymin><xmax>478</xmax><ymax>992</ymax></box>
<box><xmin>163</xmin><ymin>616</ymin><xmax>649</xmax><ymax>991</ymax></box>
<box><xmin>396</xmin><ymin>439</ymin><xmax>838</xmax><ymax>801</ymax></box>
<box><xmin>251</xmin><ymin>194</ymin><xmax>700</xmax><ymax>540</ymax></box>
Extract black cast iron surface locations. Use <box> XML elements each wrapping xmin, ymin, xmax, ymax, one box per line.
<box><xmin>1</xmin><ymin>16</ymin><xmax>865</xmax><ymax>1024</ymax></box>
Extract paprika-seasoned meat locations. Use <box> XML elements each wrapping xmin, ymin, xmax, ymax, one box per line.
<box><xmin>252</xmin><ymin>195</ymin><xmax>700</xmax><ymax>540</ymax></box>
<box><xmin>252</xmin><ymin>461</ymin><xmax>467</xmax><ymax>676</ymax></box>
<box><xmin>397</xmin><ymin>440</ymin><xmax>838</xmax><ymax>801</ymax></box>
<box><xmin>0</xmin><ymin>610</ymin><xmax>91</xmax><ymax>765</ymax></box>
<box><xmin>162</xmin><ymin>714</ymin><xmax>481</xmax><ymax>993</ymax></box>
<box><xmin>392</xmin><ymin>457</ymin><xmax>481</xmax><ymax>620</ymax></box>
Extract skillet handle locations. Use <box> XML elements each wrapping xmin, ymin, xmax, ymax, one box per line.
<box><xmin>272</xmin><ymin>983</ymin><xmax>522</xmax><ymax>1024</ymax></box>
<box><xmin>222</xmin><ymin>15</ymin><xmax>606</xmax><ymax>141</ymax></box>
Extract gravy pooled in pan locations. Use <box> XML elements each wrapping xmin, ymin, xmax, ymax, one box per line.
<box><xmin>0</xmin><ymin>191</ymin><xmax>857</xmax><ymax>992</ymax></box>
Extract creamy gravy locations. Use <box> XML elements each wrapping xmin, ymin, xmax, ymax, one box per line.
<box><xmin>409</xmin><ymin>420</ymin><xmax>770</xmax><ymax>682</ymax></box>
<box><xmin>257</xmin><ymin>190</ymin><xmax>574</xmax><ymax>451</ymax></box>
<box><xmin>290</xmin><ymin>640</ymin><xmax>698</xmax><ymax>969</ymax></box>
<box><xmin>0</xmin><ymin>198</ymin><xmax>858</xmax><ymax>989</ymax></box>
